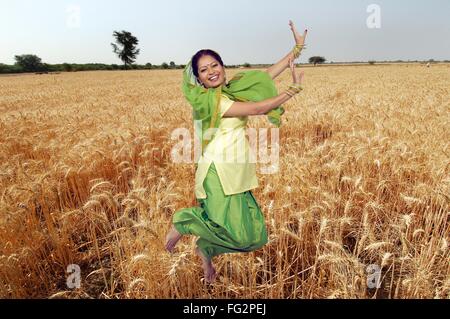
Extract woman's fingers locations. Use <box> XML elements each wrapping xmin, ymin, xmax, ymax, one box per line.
<box><xmin>298</xmin><ymin>71</ymin><xmax>305</xmax><ymax>84</ymax></box>
<box><xmin>290</xmin><ymin>59</ymin><xmax>295</xmax><ymax>77</ymax></box>
<box><xmin>291</xmin><ymin>61</ymin><xmax>299</xmax><ymax>83</ymax></box>
<box><xmin>289</xmin><ymin>18</ymin><xmax>308</xmax><ymax>43</ymax></box>
<box><xmin>290</xmin><ymin>20</ymin><xmax>299</xmax><ymax>31</ymax></box>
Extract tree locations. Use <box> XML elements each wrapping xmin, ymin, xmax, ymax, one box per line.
<box><xmin>14</xmin><ymin>54</ymin><xmax>45</xmax><ymax>72</ymax></box>
<box><xmin>369</xmin><ymin>60</ymin><xmax>376</xmax><ymax>65</ymax></box>
<box><xmin>62</xmin><ymin>63</ymin><xmax>73</xmax><ymax>72</ymax></box>
<box><xmin>309</xmin><ymin>56</ymin><xmax>326</xmax><ymax>66</ymax></box>
<box><xmin>111</xmin><ymin>30</ymin><xmax>140</xmax><ymax>69</ymax></box>
<box><xmin>161</xmin><ymin>62</ymin><xmax>169</xmax><ymax>69</ymax></box>
<box><xmin>169</xmin><ymin>61</ymin><xmax>176</xmax><ymax>69</ymax></box>
<box><xmin>243</xmin><ymin>62</ymin><xmax>251</xmax><ymax>68</ymax></box>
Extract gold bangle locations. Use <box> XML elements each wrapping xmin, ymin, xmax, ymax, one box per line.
<box><xmin>285</xmin><ymin>90</ymin><xmax>295</xmax><ymax>97</ymax></box>
<box><xmin>288</xmin><ymin>87</ymin><xmax>301</xmax><ymax>94</ymax></box>
<box><xmin>288</xmin><ymin>89</ymin><xmax>299</xmax><ymax>96</ymax></box>
<box><xmin>293</xmin><ymin>44</ymin><xmax>306</xmax><ymax>59</ymax></box>
<box><xmin>288</xmin><ymin>85</ymin><xmax>301</xmax><ymax>92</ymax></box>
<box><xmin>289</xmin><ymin>84</ymin><xmax>303</xmax><ymax>92</ymax></box>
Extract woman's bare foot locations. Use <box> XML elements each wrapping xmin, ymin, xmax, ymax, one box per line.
<box><xmin>165</xmin><ymin>226</ymin><xmax>183</xmax><ymax>253</ymax></box>
<box><xmin>195</xmin><ymin>247</ymin><xmax>217</xmax><ymax>284</ymax></box>
<box><xmin>289</xmin><ymin>20</ymin><xmax>307</xmax><ymax>46</ymax></box>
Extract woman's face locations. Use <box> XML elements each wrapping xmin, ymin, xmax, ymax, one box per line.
<box><xmin>197</xmin><ymin>55</ymin><xmax>226</xmax><ymax>89</ymax></box>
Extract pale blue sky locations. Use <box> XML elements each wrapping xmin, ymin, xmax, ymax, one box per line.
<box><xmin>1</xmin><ymin>0</ymin><xmax>449</xmax><ymax>65</ymax></box>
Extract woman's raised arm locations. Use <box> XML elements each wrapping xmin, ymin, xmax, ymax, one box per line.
<box><xmin>224</xmin><ymin>59</ymin><xmax>305</xmax><ymax>118</ymax></box>
<box><xmin>266</xmin><ymin>20</ymin><xmax>307</xmax><ymax>80</ymax></box>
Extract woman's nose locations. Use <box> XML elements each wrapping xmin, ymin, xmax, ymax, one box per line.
<box><xmin>207</xmin><ymin>67</ymin><xmax>216</xmax><ymax>75</ymax></box>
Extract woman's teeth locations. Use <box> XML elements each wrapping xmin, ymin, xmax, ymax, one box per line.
<box><xmin>209</xmin><ymin>75</ymin><xmax>219</xmax><ymax>81</ymax></box>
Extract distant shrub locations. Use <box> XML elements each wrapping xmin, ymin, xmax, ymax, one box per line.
<box><xmin>15</xmin><ymin>54</ymin><xmax>46</xmax><ymax>72</ymax></box>
<box><xmin>0</xmin><ymin>63</ymin><xmax>23</xmax><ymax>74</ymax></box>
<box><xmin>309</xmin><ymin>56</ymin><xmax>326</xmax><ymax>66</ymax></box>
<box><xmin>62</xmin><ymin>63</ymin><xmax>73</xmax><ymax>72</ymax></box>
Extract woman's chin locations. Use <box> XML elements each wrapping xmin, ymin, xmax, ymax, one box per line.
<box><xmin>209</xmin><ymin>81</ymin><xmax>225</xmax><ymax>88</ymax></box>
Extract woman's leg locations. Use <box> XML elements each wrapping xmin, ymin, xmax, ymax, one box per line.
<box><xmin>195</xmin><ymin>190</ymin><xmax>269</xmax><ymax>259</ymax></box>
<box><xmin>165</xmin><ymin>225</ymin><xmax>183</xmax><ymax>253</ymax></box>
<box><xmin>168</xmin><ymin>164</ymin><xmax>269</xmax><ymax>282</ymax></box>
<box><xmin>171</xmin><ymin>202</ymin><xmax>249</xmax><ymax>256</ymax></box>
<box><xmin>195</xmin><ymin>245</ymin><xmax>217</xmax><ymax>283</ymax></box>
<box><xmin>171</xmin><ymin>165</ymin><xmax>269</xmax><ymax>258</ymax></box>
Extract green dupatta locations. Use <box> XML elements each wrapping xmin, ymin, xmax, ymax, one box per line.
<box><xmin>182</xmin><ymin>60</ymin><xmax>285</xmax><ymax>155</ymax></box>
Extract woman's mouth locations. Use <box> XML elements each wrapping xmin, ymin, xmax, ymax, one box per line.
<box><xmin>209</xmin><ymin>75</ymin><xmax>219</xmax><ymax>82</ymax></box>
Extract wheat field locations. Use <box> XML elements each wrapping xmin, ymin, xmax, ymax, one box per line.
<box><xmin>0</xmin><ymin>64</ymin><xmax>448</xmax><ymax>299</ymax></box>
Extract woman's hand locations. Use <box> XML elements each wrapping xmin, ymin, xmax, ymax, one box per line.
<box><xmin>289</xmin><ymin>20</ymin><xmax>308</xmax><ymax>46</ymax></box>
<box><xmin>290</xmin><ymin>59</ymin><xmax>304</xmax><ymax>84</ymax></box>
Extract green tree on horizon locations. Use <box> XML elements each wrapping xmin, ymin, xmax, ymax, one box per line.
<box><xmin>14</xmin><ymin>54</ymin><xmax>45</xmax><ymax>72</ymax></box>
<box><xmin>111</xmin><ymin>30</ymin><xmax>140</xmax><ymax>69</ymax></box>
<box><xmin>309</xmin><ymin>56</ymin><xmax>326</xmax><ymax>66</ymax></box>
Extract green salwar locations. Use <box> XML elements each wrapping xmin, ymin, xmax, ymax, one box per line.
<box><xmin>172</xmin><ymin>163</ymin><xmax>268</xmax><ymax>259</ymax></box>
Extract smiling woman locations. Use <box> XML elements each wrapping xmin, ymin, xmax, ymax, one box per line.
<box><xmin>192</xmin><ymin>50</ymin><xmax>226</xmax><ymax>89</ymax></box>
<box><xmin>165</xmin><ymin>20</ymin><xmax>307</xmax><ymax>284</ymax></box>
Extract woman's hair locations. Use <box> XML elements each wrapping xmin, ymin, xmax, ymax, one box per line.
<box><xmin>191</xmin><ymin>49</ymin><xmax>224</xmax><ymax>78</ymax></box>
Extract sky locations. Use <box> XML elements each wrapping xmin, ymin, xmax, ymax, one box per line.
<box><xmin>1</xmin><ymin>0</ymin><xmax>449</xmax><ymax>65</ymax></box>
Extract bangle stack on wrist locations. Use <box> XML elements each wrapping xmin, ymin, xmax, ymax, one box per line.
<box><xmin>293</xmin><ymin>44</ymin><xmax>306</xmax><ymax>59</ymax></box>
<box><xmin>285</xmin><ymin>83</ymin><xmax>303</xmax><ymax>97</ymax></box>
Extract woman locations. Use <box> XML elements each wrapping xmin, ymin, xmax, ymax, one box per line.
<box><xmin>165</xmin><ymin>20</ymin><xmax>307</xmax><ymax>283</ymax></box>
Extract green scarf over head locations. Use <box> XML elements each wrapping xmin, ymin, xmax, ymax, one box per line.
<box><xmin>182</xmin><ymin>60</ymin><xmax>285</xmax><ymax>154</ymax></box>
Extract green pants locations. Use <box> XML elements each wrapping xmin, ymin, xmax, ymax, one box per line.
<box><xmin>172</xmin><ymin>163</ymin><xmax>268</xmax><ymax>259</ymax></box>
